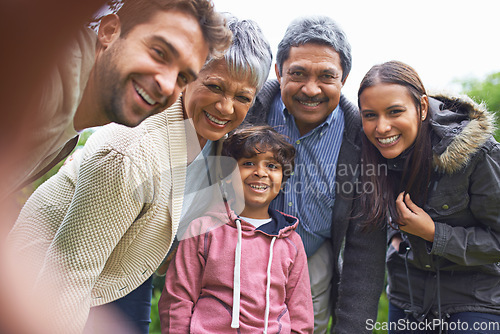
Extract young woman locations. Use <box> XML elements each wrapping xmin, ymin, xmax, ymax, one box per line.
<box><xmin>358</xmin><ymin>60</ymin><xmax>500</xmax><ymax>333</ymax></box>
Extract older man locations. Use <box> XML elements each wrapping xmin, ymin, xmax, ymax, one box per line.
<box><xmin>244</xmin><ymin>16</ymin><xmax>386</xmax><ymax>333</ymax></box>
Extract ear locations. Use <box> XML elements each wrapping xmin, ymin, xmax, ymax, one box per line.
<box><xmin>420</xmin><ymin>95</ymin><xmax>429</xmax><ymax>121</ymax></box>
<box><xmin>275</xmin><ymin>63</ymin><xmax>281</xmax><ymax>85</ymax></box>
<box><xmin>341</xmin><ymin>73</ymin><xmax>349</xmax><ymax>87</ymax></box>
<box><xmin>97</xmin><ymin>14</ymin><xmax>121</xmax><ymax>49</ymax></box>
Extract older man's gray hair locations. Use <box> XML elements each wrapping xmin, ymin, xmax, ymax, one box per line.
<box><xmin>276</xmin><ymin>16</ymin><xmax>352</xmax><ymax>82</ymax></box>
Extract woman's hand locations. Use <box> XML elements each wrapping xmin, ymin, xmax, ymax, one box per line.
<box><xmin>396</xmin><ymin>192</ymin><xmax>435</xmax><ymax>242</ymax></box>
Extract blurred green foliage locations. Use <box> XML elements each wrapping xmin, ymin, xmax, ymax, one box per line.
<box><xmin>458</xmin><ymin>71</ymin><xmax>500</xmax><ymax>140</ymax></box>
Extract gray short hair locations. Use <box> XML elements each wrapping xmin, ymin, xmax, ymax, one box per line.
<box><xmin>276</xmin><ymin>16</ymin><xmax>352</xmax><ymax>82</ymax></box>
<box><xmin>205</xmin><ymin>14</ymin><xmax>272</xmax><ymax>92</ymax></box>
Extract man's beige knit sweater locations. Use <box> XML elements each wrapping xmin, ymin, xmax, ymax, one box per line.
<box><xmin>6</xmin><ymin>98</ymin><xmax>187</xmax><ymax>333</ymax></box>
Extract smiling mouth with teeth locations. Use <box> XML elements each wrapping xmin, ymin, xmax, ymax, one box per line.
<box><xmin>299</xmin><ymin>101</ymin><xmax>321</xmax><ymax>107</ymax></box>
<box><xmin>377</xmin><ymin>135</ymin><xmax>400</xmax><ymax>144</ymax></box>
<box><xmin>205</xmin><ymin>111</ymin><xmax>229</xmax><ymax>125</ymax></box>
<box><xmin>250</xmin><ymin>184</ymin><xmax>269</xmax><ymax>190</ymax></box>
<box><xmin>133</xmin><ymin>83</ymin><xmax>155</xmax><ymax>106</ymax></box>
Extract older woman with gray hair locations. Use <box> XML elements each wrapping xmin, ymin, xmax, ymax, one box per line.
<box><xmin>6</xmin><ymin>15</ymin><xmax>272</xmax><ymax>334</ymax></box>
<box><xmin>176</xmin><ymin>14</ymin><xmax>273</xmax><ymax>234</ymax></box>
<box><xmin>184</xmin><ymin>14</ymin><xmax>272</xmax><ymax>148</ymax></box>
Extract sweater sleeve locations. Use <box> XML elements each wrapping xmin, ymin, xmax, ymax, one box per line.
<box><xmin>285</xmin><ymin>233</ymin><xmax>314</xmax><ymax>334</ymax></box>
<box><xmin>159</xmin><ymin>225</ymin><xmax>207</xmax><ymax>334</ymax></box>
<box><xmin>34</xmin><ymin>145</ymin><xmax>147</xmax><ymax>334</ymax></box>
<box><xmin>333</xmin><ymin>211</ymin><xmax>387</xmax><ymax>334</ymax></box>
<box><xmin>431</xmin><ymin>145</ymin><xmax>500</xmax><ymax>265</ymax></box>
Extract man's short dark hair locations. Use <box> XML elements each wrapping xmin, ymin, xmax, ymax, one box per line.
<box><xmin>222</xmin><ymin>125</ymin><xmax>296</xmax><ymax>183</ymax></box>
<box><xmin>117</xmin><ymin>0</ymin><xmax>232</xmax><ymax>57</ymax></box>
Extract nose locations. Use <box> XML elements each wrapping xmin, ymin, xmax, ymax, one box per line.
<box><xmin>376</xmin><ymin>116</ymin><xmax>392</xmax><ymax>134</ymax></box>
<box><xmin>215</xmin><ymin>96</ymin><xmax>234</xmax><ymax>116</ymax></box>
<box><xmin>301</xmin><ymin>78</ymin><xmax>322</xmax><ymax>97</ymax></box>
<box><xmin>156</xmin><ymin>69</ymin><xmax>178</xmax><ymax>102</ymax></box>
<box><xmin>254</xmin><ymin>163</ymin><xmax>268</xmax><ymax>178</ymax></box>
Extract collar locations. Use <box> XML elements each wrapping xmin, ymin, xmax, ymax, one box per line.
<box><xmin>276</xmin><ymin>95</ymin><xmax>341</xmax><ymax>133</ymax></box>
<box><xmin>386</xmin><ymin>145</ymin><xmax>415</xmax><ymax>171</ymax></box>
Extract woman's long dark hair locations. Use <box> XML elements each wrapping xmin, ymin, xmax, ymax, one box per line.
<box><xmin>358</xmin><ymin>61</ymin><xmax>433</xmax><ymax>229</ymax></box>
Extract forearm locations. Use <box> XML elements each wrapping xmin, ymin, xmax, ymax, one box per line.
<box><xmin>431</xmin><ymin>222</ymin><xmax>500</xmax><ymax>266</ymax></box>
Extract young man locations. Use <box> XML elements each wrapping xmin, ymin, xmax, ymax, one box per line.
<box><xmin>0</xmin><ymin>2</ymin><xmax>232</xmax><ymax>332</ymax></box>
<box><xmin>244</xmin><ymin>16</ymin><xmax>386</xmax><ymax>333</ymax></box>
<box><xmin>0</xmin><ymin>0</ymin><xmax>231</xmax><ymax>197</ymax></box>
<box><xmin>159</xmin><ymin>125</ymin><xmax>314</xmax><ymax>333</ymax></box>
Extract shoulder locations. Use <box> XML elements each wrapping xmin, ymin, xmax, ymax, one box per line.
<box><xmin>430</xmin><ymin>93</ymin><xmax>497</xmax><ymax>174</ymax></box>
<box><xmin>256</xmin><ymin>80</ymin><xmax>281</xmax><ymax>104</ymax></box>
<box><xmin>337</xmin><ymin>95</ymin><xmax>362</xmax><ymax>150</ymax></box>
<box><xmin>471</xmin><ymin>137</ymin><xmax>500</xmax><ymax>171</ymax></box>
<box><xmin>79</xmin><ymin>123</ymin><xmax>149</xmax><ymax>164</ymax></box>
<box><xmin>284</xmin><ymin>230</ymin><xmax>308</xmax><ymax>260</ymax></box>
<box><xmin>245</xmin><ymin>80</ymin><xmax>281</xmax><ymax>125</ymax></box>
<box><xmin>339</xmin><ymin>95</ymin><xmax>361</xmax><ymax>129</ymax></box>
<box><xmin>287</xmin><ymin>230</ymin><xmax>305</xmax><ymax>247</ymax></box>
<box><xmin>75</xmin><ymin>27</ymin><xmax>97</xmax><ymax>68</ymax></box>
<box><xmin>84</xmin><ymin>102</ymin><xmax>185</xmax><ymax>161</ymax></box>
<box><xmin>180</xmin><ymin>214</ymin><xmax>228</xmax><ymax>240</ymax></box>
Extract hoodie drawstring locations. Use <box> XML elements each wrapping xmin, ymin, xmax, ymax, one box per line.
<box><xmin>230</xmin><ymin>217</ymin><xmax>277</xmax><ymax>333</ymax></box>
<box><xmin>263</xmin><ymin>236</ymin><xmax>276</xmax><ymax>334</ymax></box>
<box><xmin>231</xmin><ymin>218</ymin><xmax>243</xmax><ymax>329</ymax></box>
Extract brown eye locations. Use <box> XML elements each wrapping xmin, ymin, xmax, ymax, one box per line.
<box><xmin>206</xmin><ymin>84</ymin><xmax>222</xmax><ymax>92</ymax></box>
<box><xmin>267</xmin><ymin>163</ymin><xmax>279</xmax><ymax>169</ymax></box>
<box><xmin>236</xmin><ymin>95</ymin><xmax>251</xmax><ymax>103</ymax></box>
<box><xmin>177</xmin><ymin>74</ymin><xmax>188</xmax><ymax>87</ymax></box>
<box><xmin>153</xmin><ymin>48</ymin><xmax>165</xmax><ymax>59</ymax></box>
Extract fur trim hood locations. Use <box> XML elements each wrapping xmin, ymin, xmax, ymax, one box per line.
<box><xmin>429</xmin><ymin>92</ymin><xmax>497</xmax><ymax>174</ymax></box>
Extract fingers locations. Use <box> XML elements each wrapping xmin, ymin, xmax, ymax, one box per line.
<box><xmin>402</xmin><ymin>192</ymin><xmax>420</xmax><ymax>213</ymax></box>
<box><xmin>395</xmin><ymin>192</ymin><xmax>411</xmax><ymax>215</ymax></box>
<box><xmin>396</xmin><ymin>192</ymin><xmax>422</xmax><ymax>214</ymax></box>
<box><xmin>395</xmin><ymin>192</ymin><xmax>436</xmax><ymax>241</ymax></box>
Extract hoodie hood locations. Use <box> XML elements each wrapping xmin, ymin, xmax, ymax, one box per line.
<box><xmin>429</xmin><ymin>93</ymin><xmax>497</xmax><ymax>174</ymax></box>
<box><xmin>253</xmin><ymin>209</ymin><xmax>299</xmax><ymax>238</ymax></box>
<box><xmin>209</xmin><ymin>207</ymin><xmax>299</xmax><ymax>238</ymax></box>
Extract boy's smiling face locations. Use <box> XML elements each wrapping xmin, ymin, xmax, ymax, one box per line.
<box><xmin>237</xmin><ymin>149</ymin><xmax>283</xmax><ymax>219</ymax></box>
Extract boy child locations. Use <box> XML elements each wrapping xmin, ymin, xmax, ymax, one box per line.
<box><xmin>159</xmin><ymin>125</ymin><xmax>314</xmax><ymax>333</ymax></box>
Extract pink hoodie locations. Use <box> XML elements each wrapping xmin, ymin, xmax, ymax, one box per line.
<box><xmin>159</xmin><ymin>207</ymin><xmax>313</xmax><ymax>333</ymax></box>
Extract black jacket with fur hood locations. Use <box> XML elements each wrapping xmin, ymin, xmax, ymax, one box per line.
<box><xmin>388</xmin><ymin>93</ymin><xmax>500</xmax><ymax>318</ymax></box>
